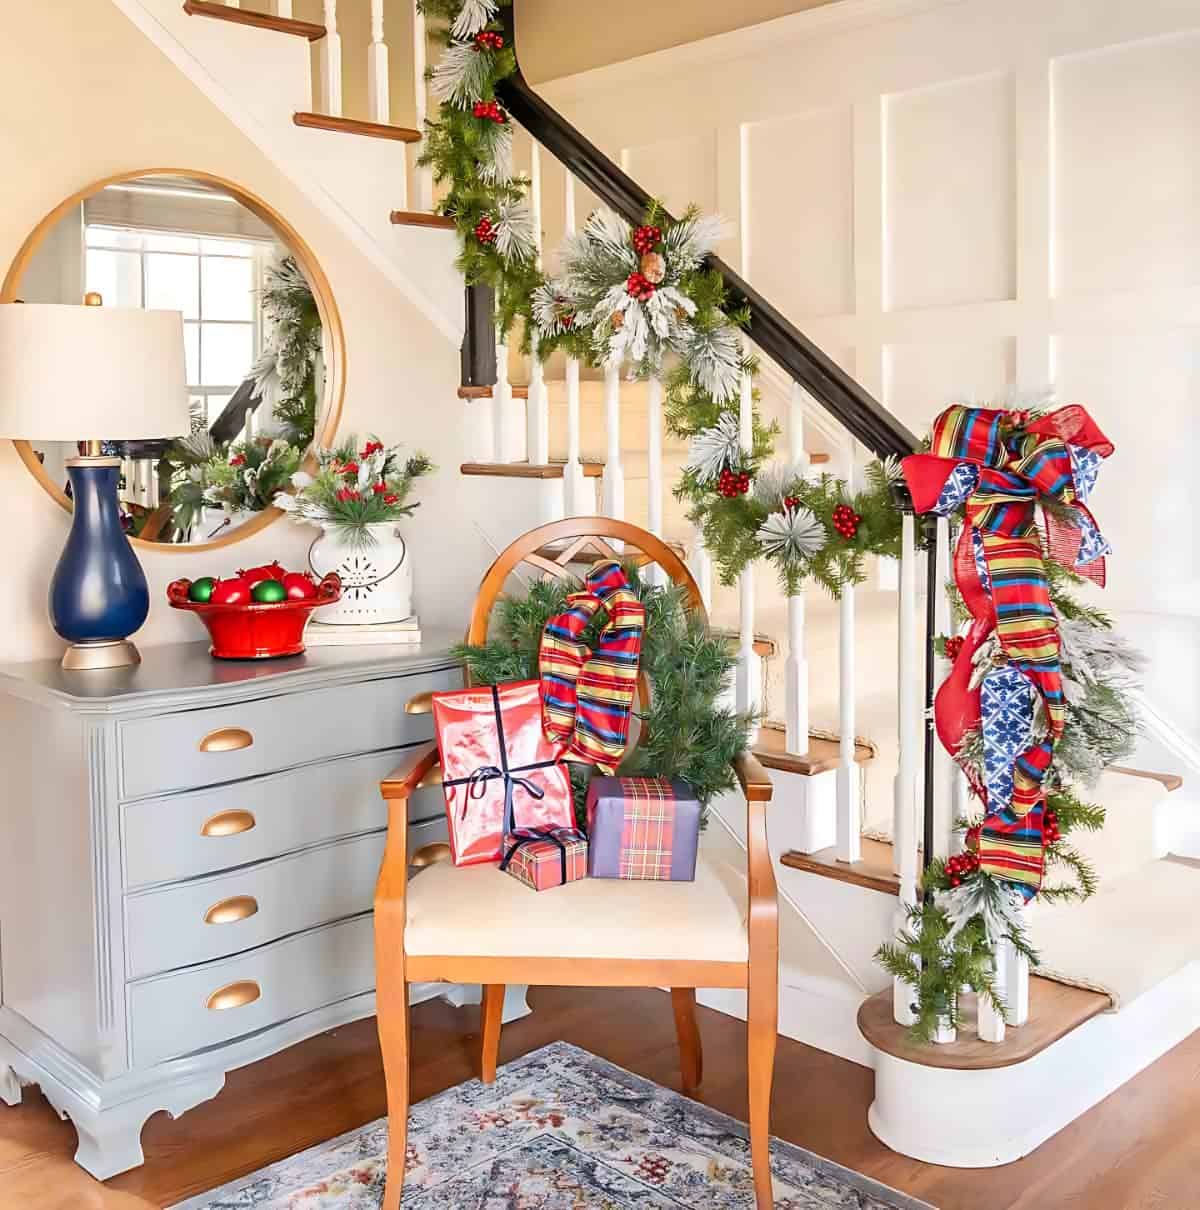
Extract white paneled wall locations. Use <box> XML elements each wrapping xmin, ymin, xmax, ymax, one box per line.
<box><xmin>540</xmin><ymin>0</ymin><xmax>1200</xmax><ymax>631</ymax></box>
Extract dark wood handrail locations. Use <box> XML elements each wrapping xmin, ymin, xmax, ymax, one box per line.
<box><xmin>497</xmin><ymin>6</ymin><xmax>918</xmax><ymax>461</ymax></box>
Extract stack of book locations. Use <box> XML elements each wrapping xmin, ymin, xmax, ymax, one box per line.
<box><xmin>304</xmin><ymin>616</ymin><xmax>422</xmax><ymax>646</ymax></box>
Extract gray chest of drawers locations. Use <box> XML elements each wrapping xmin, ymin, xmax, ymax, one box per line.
<box><xmin>0</xmin><ymin>635</ymin><xmax>462</xmax><ymax>1178</ymax></box>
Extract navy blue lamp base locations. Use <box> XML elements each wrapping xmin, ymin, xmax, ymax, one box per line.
<box><xmin>49</xmin><ymin>458</ymin><xmax>150</xmax><ymax>670</ymax></box>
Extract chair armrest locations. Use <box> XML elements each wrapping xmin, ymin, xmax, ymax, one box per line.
<box><xmin>380</xmin><ymin>741</ymin><xmax>440</xmax><ymax>800</ymax></box>
<box><xmin>734</xmin><ymin>750</ymin><xmax>773</xmax><ymax>802</ymax></box>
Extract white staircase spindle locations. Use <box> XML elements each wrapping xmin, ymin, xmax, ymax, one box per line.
<box><xmin>736</xmin><ymin>369</ymin><xmax>760</xmax><ymax>739</ymax></box>
<box><xmin>319</xmin><ymin>1</ymin><xmax>342</xmax><ymax>117</ymax></box>
<box><xmin>892</xmin><ymin>512</ymin><xmax>921</xmax><ymax>1027</ymax></box>
<box><xmin>602</xmin><ymin>365</ymin><xmax>624</xmax><ymax>520</ymax></box>
<box><xmin>525</xmin><ymin>144</ymin><xmax>550</xmax><ymax>476</ymax></box>
<box><xmin>367</xmin><ymin>0</ymin><xmax>389</xmax><ymax>124</ymax></box>
<box><xmin>647</xmin><ymin>376</ymin><xmax>663</xmax><ymax>536</ymax></box>
<box><xmin>273</xmin><ymin>1</ymin><xmax>292</xmax><ymax>16</ymax></box>
<box><xmin>784</xmin><ymin>381</ymin><xmax>811</xmax><ymax>756</ymax></box>
<box><xmin>690</xmin><ymin>529</ymin><xmax>713</xmax><ymax>613</ymax></box>
<box><xmin>411</xmin><ymin>0</ymin><xmax>433</xmax><ymax>211</ymax></box>
<box><xmin>836</xmin><ymin>584</ymin><xmax>860</xmax><ymax>863</ymax></box>
<box><xmin>562</xmin><ymin>174</ymin><xmax>587</xmax><ymax>516</ymax></box>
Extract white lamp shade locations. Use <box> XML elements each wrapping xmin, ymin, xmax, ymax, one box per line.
<box><xmin>0</xmin><ymin>303</ymin><xmax>190</xmax><ymax>441</ymax></box>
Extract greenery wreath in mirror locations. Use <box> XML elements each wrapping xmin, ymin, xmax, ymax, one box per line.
<box><xmin>164</xmin><ymin>255</ymin><xmax>322</xmax><ymax>543</ymax></box>
<box><xmin>452</xmin><ymin>564</ymin><xmax>753</xmax><ymax>828</ymax></box>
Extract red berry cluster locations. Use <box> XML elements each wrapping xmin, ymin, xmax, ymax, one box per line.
<box><xmin>474</xmin><ymin>216</ymin><xmax>497</xmax><ymax>245</ymax></box>
<box><xmin>472</xmin><ymin>100</ymin><xmax>507</xmax><ymax>123</ymax></box>
<box><xmin>944</xmin><ymin>849</ymin><xmax>981</xmax><ymax>887</ymax></box>
<box><xmin>718</xmin><ymin>468</ymin><xmax>751</xmax><ymax>498</ymax></box>
<box><xmin>784</xmin><ymin>495</ymin><xmax>800</xmax><ymax>512</ymax></box>
<box><xmin>360</xmin><ymin>440</ymin><xmax>384</xmax><ymax>458</ymax></box>
<box><xmin>229</xmin><ymin>452</ymin><xmax>246</xmax><ymax>467</ymax></box>
<box><xmin>832</xmin><ymin>503</ymin><xmax>861</xmax><ymax>539</ymax></box>
<box><xmin>625</xmin><ymin>271</ymin><xmax>656</xmax><ymax>301</ymax></box>
<box><xmin>473</xmin><ymin>31</ymin><xmax>503</xmax><ymax>50</ymax></box>
<box><xmin>944</xmin><ymin>635</ymin><xmax>965</xmax><ymax>662</ymax></box>
<box><xmin>632</xmin><ymin>224</ymin><xmax>662</xmax><ymax>255</ymax></box>
<box><xmin>1043</xmin><ymin>810</ymin><xmax>1061</xmax><ymax>845</ymax></box>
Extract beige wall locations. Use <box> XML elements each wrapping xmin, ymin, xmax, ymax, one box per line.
<box><xmin>514</xmin><ymin>0</ymin><xmax>840</xmax><ymax>82</ymax></box>
<box><xmin>0</xmin><ymin>0</ymin><xmax>477</xmax><ymax>667</ymax></box>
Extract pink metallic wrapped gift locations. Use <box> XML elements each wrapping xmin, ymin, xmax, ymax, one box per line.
<box><xmin>501</xmin><ymin>827</ymin><xmax>589</xmax><ymax>891</ymax></box>
<box><xmin>433</xmin><ymin>680</ymin><xmax>574</xmax><ymax>867</ymax></box>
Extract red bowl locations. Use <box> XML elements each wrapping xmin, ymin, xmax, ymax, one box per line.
<box><xmin>167</xmin><ymin>574</ymin><xmax>342</xmax><ymax>659</ymax></box>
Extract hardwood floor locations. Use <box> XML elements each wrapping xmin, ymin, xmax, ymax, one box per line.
<box><xmin>2</xmin><ymin>987</ymin><xmax>1198</xmax><ymax>1208</ymax></box>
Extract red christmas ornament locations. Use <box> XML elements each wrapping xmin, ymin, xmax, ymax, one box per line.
<box><xmin>240</xmin><ymin>561</ymin><xmax>288</xmax><ymax>590</ymax></box>
<box><xmin>281</xmin><ymin>571</ymin><xmax>318</xmax><ymax>601</ymax></box>
<box><xmin>474</xmin><ymin>215</ymin><xmax>497</xmax><ymax>245</ymax></box>
<box><xmin>944</xmin><ymin>635</ymin><xmax>965</xmax><ymax>663</ymax></box>
<box><xmin>625</xmin><ymin>271</ymin><xmax>656</xmax><ymax>302</ymax></box>
<box><xmin>473</xmin><ymin>30</ymin><xmax>504</xmax><ymax>50</ymax></box>
<box><xmin>831</xmin><ymin>503</ymin><xmax>861</xmax><ymax>539</ymax></box>
<box><xmin>210</xmin><ymin>576</ymin><xmax>250</xmax><ymax>606</ymax></box>
<box><xmin>632</xmin><ymin>224</ymin><xmax>662</xmax><ymax>255</ymax></box>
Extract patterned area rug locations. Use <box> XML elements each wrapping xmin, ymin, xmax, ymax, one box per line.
<box><xmin>172</xmin><ymin>1041</ymin><xmax>934</xmax><ymax>1209</ymax></box>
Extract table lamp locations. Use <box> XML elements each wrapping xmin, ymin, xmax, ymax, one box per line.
<box><xmin>0</xmin><ymin>297</ymin><xmax>189</xmax><ymax>670</ymax></box>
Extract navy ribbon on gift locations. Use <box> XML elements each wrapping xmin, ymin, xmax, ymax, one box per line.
<box><xmin>442</xmin><ymin>684</ymin><xmax>563</xmax><ymax>836</ymax></box>
<box><xmin>500</xmin><ymin>826</ymin><xmax>586</xmax><ymax>887</ymax></box>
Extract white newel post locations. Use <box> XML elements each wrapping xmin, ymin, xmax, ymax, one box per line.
<box><xmin>784</xmin><ymin>381</ymin><xmax>811</xmax><ymax>756</ymax></box>
<box><xmin>562</xmin><ymin>174</ymin><xmax>588</xmax><ymax>516</ymax></box>
<box><xmin>411</xmin><ymin>0</ymin><xmax>434</xmax><ymax>211</ymax></box>
<box><xmin>893</xmin><ymin>512</ymin><xmax>921</xmax><ymax>1026</ymax></box>
<box><xmin>320</xmin><ymin>1</ymin><xmax>342</xmax><ymax>117</ymax></box>
<box><xmin>602</xmin><ymin>366</ymin><xmax>624</xmax><ymax>521</ymax></box>
<box><xmin>931</xmin><ymin>515</ymin><xmax>958</xmax><ymax>858</ymax></box>
<box><xmin>736</xmin><ymin>369</ymin><xmax>761</xmax><ymax>739</ymax></box>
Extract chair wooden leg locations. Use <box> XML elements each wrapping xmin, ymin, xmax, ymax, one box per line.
<box><xmin>670</xmin><ymin>988</ymin><xmax>703</xmax><ymax>1094</ymax></box>
<box><xmin>375</xmin><ymin>906</ymin><xmax>410</xmax><ymax>1210</ymax></box>
<box><xmin>480</xmin><ymin>983</ymin><xmax>505</xmax><ymax>1084</ymax></box>
<box><xmin>747</xmin><ymin>964</ymin><xmax>778</xmax><ymax>1210</ymax></box>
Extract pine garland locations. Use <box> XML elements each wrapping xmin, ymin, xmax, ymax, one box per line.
<box><xmin>452</xmin><ymin>564</ymin><xmax>752</xmax><ymax>813</ymax></box>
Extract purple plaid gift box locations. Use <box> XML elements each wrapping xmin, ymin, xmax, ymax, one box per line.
<box><xmin>585</xmin><ymin>776</ymin><xmax>700</xmax><ymax>881</ymax></box>
<box><xmin>501</xmin><ymin>827</ymin><xmax>589</xmax><ymax>892</ymax></box>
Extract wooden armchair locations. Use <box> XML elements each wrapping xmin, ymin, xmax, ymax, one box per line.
<box><xmin>374</xmin><ymin>517</ymin><xmax>779</xmax><ymax>1209</ymax></box>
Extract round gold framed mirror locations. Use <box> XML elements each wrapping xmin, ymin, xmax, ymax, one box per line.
<box><xmin>1</xmin><ymin>169</ymin><xmax>344</xmax><ymax>552</ymax></box>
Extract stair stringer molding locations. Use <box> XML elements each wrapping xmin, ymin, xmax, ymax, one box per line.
<box><xmin>111</xmin><ymin>0</ymin><xmax>464</xmax><ymax>348</ymax></box>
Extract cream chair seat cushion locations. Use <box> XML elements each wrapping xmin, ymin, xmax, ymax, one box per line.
<box><xmin>405</xmin><ymin>836</ymin><xmax>749</xmax><ymax>963</ymax></box>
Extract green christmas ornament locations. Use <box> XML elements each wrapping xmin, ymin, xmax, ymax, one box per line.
<box><xmin>188</xmin><ymin>576</ymin><xmax>216</xmax><ymax>603</ymax></box>
<box><xmin>251</xmin><ymin>579</ymin><xmax>287</xmax><ymax>604</ymax></box>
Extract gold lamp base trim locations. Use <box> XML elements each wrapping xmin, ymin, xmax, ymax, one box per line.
<box><xmin>61</xmin><ymin>639</ymin><xmax>142</xmax><ymax>671</ymax></box>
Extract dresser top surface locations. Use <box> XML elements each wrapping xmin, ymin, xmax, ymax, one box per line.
<box><xmin>0</xmin><ymin>628</ymin><xmax>461</xmax><ymax>711</ymax></box>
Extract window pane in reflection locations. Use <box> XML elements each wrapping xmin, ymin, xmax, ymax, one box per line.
<box><xmin>145</xmin><ymin>253</ymin><xmax>199</xmax><ymax>319</ymax></box>
<box><xmin>85</xmin><ymin>249</ymin><xmax>141</xmax><ymax>308</ymax></box>
<box><xmin>200</xmin><ymin>323</ymin><xmax>253</xmax><ymax>386</ymax></box>
<box><xmin>201</xmin><ymin>256</ymin><xmax>254</xmax><ymax>321</ymax></box>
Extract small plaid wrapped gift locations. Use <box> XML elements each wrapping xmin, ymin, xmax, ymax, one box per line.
<box><xmin>585</xmin><ymin>776</ymin><xmax>700</xmax><ymax>882</ymax></box>
<box><xmin>501</xmin><ymin>827</ymin><xmax>589</xmax><ymax>892</ymax></box>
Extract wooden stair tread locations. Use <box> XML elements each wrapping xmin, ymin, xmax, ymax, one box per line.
<box><xmin>294</xmin><ymin>113</ymin><xmax>420</xmax><ymax>142</ymax></box>
<box><xmin>780</xmin><ymin>839</ymin><xmax>900</xmax><ymax>895</ymax></box>
<box><xmin>1109</xmin><ymin>766</ymin><xmax>1184</xmax><ymax>793</ymax></box>
<box><xmin>182</xmin><ymin>1</ymin><xmax>325</xmax><ymax>39</ymax></box>
<box><xmin>458</xmin><ymin>385</ymin><xmax>529</xmax><ymax>400</ymax></box>
<box><xmin>857</xmin><ymin>978</ymin><xmax>1110</xmax><ymax>1070</ymax></box>
<box><xmin>461</xmin><ymin>461</ymin><xmax>603</xmax><ymax>480</ymax></box>
<box><xmin>390</xmin><ymin>211</ymin><xmax>456</xmax><ymax>229</ymax></box>
<box><xmin>754</xmin><ymin>722</ymin><xmax>875</xmax><ymax>777</ymax></box>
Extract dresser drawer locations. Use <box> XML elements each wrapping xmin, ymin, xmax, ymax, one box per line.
<box><xmin>125</xmin><ymin>832</ymin><xmax>386</xmax><ymax>979</ymax></box>
<box><xmin>128</xmin><ymin>914</ymin><xmax>375</xmax><ymax>1068</ymax></box>
<box><xmin>123</xmin><ymin>748</ymin><xmax>446</xmax><ymax>889</ymax></box>
<box><xmin>118</xmin><ymin>666</ymin><xmax>459</xmax><ymax>799</ymax></box>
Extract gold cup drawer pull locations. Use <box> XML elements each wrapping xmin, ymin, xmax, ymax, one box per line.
<box><xmin>404</xmin><ymin>690</ymin><xmax>434</xmax><ymax>715</ymax></box>
<box><xmin>199</xmin><ymin>727</ymin><xmax>254</xmax><ymax>753</ymax></box>
<box><xmin>204</xmin><ymin>895</ymin><xmax>259</xmax><ymax>925</ymax></box>
<box><xmin>206</xmin><ymin>980</ymin><xmax>261</xmax><ymax>1012</ymax></box>
<box><xmin>200</xmin><ymin>809</ymin><xmax>257</xmax><ymax>838</ymax></box>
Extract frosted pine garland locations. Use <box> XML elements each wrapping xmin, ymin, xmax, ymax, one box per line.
<box><xmin>757</xmin><ymin>506</ymin><xmax>826</xmax><ymax>563</ymax></box>
<box><xmin>431</xmin><ymin>40</ymin><xmax>494</xmax><ymax>108</ymax></box>
<box><xmin>685</xmin><ymin>413</ymin><xmax>743</xmax><ymax>484</ymax></box>
<box><xmin>492</xmin><ymin>199</ymin><xmax>536</xmax><ymax>262</ymax></box>
<box><xmin>449</xmin><ymin>0</ymin><xmax>497</xmax><ymax>39</ymax></box>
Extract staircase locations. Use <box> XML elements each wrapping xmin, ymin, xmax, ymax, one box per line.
<box><xmin>127</xmin><ymin>0</ymin><xmax>1200</xmax><ymax>1171</ymax></box>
